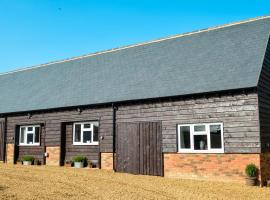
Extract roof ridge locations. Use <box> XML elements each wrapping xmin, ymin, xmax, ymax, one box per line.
<box><xmin>1</xmin><ymin>14</ymin><xmax>270</xmax><ymax>76</ymax></box>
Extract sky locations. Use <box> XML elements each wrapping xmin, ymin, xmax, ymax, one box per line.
<box><xmin>0</xmin><ymin>0</ymin><xmax>270</xmax><ymax>73</ymax></box>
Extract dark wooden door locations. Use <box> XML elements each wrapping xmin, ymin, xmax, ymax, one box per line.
<box><xmin>116</xmin><ymin>122</ymin><xmax>163</xmax><ymax>176</ymax></box>
<box><xmin>0</xmin><ymin>121</ymin><xmax>5</xmax><ymax>161</ymax></box>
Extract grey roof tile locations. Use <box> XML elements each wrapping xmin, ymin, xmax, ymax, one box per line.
<box><xmin>0</xmin><ymin>16</ymin><xmax>270</xmax><ymax>113</ymax></box>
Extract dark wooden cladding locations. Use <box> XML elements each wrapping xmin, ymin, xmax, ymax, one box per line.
<box><xmin>139</xmin><ymin>122</ymin><xmax>163</xmax><ymax>176</ymax></box>
<box><xmin>116</xmin><ymin>122</ymin><xmax>163</xmax><ymax>176</ymax></box>
<box><xmin>116</xmin><ymin>123</ymin><xmax>140</xmax><ymax>174</ymax></box>
<box><xmin>60</xmin><ymin>123</ymin><xmax>66</xmax><ymax>166</ymax></box>
<box><xmin>258</xmin><ymin>38</ymin><xmax>270</xmax><ymax>152</ymax></box>
<box><xmin>116</xmin><ymin>93</ymin><xmax>260</xmax><ymax>153</ymax></box>
<box><xmin>6</xmin><ymin>106</ymin><xmax>113</xmax><ymax>164</ymax></box>
<box><xmin>6</xmin><ymin>107</ymin><xmax>113</xmax><ymax>150</ymax></box>
<box><xmin>5</xmin><ymin>91</ymin><xmax>261</xmax><ymax>158</ymax></box>
<box><xmin>16</xmin><ymin>126</ymin><xmax>45</xmax><ymax>164</ymax></box>
<box><xmin>0</xmin><ymin>121</ymin><xmax>4</xmax><ymax>161</ymax></box>
<box><xmin>61</xmin><ymin>123</ymin><xmax>99</xmax><ymax>163</ymax></box>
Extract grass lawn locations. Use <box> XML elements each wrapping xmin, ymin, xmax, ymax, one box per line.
<box><xmin>0</xmin><ymin>164</ymin><xmax>270</xmax><ymax>200</ymax></box>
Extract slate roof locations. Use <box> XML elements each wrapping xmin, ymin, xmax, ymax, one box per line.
<box><xmin>1</xmin><ymin>16</ymin><xmax>270</xmax><ymax>114</ymax></box>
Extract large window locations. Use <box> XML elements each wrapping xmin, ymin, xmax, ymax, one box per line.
<box><xmin>19</xmin><ymin>125</ymin><xmax>40</xmax><ymax>146</ymax></box>
<box><xmin>73</xmin><ymin>122</ymin><xmax>99</xmax><ymax>145</ymax></box>
<box><xmin>178</xmin><ymin>123</ymin><xmax>224</xmax><ymax>153</ymax></box>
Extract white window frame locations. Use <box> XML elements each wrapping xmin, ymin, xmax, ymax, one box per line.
<box><xmin>19</xmin><ymin>125</ymin><xmax>41</xmax><ymax>146</ymax></box>
<box><xmin>73</xmin><ymin>122</ymin><xmax>99</xmax><ymax>146</ymax></box>
<box><xmin>177</xmin><ymin>123</ymin><xmax>224</xmax><ymax>153</ymax></box>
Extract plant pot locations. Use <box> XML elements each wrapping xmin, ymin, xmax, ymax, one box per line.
<box><xmin>23</xmin><ymin>161</ymin><xmax>32</xmax><ymax>166</ymax></box>
<box><xmin>65</xmin><ymin>163</ymin><xmax>72</xmax><ymax>167</ymax></box>
<box><xmin>34</xmin><ymin>160</ymin><xmax>41</xmax><ymax>165</ymax></box>
<box><xmin>16</xmin><ymin>161</ymin><xmax>22</xmax><ymax>165</ymax></box>
<box><xmin>74</xmin><ymin>162</ymin><xmax>84</xmax><ymax>168</ymax></box>
<box><xmin>246</xmin><ymin>177</ymin><xmax>257</xmax><ymax>186</ymax></box>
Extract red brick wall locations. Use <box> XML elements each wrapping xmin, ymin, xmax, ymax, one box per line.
<box><xmin>46</xmin><ymin>146</ymin><xmax>60</xmax><ymax>166</ymax></box>
<box><xmin>101</xmin><ymin>153</ymin><xmax>114</xmax><ymax>170</ymax></box>
<box><xmin>164</xmin><ymin>153</ymin><xmax>261</xmax><ymax>183</ymax></box>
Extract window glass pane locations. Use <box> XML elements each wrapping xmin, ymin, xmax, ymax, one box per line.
<box><xmin>28</xmin><ymin>127</ymin><xmax>33</xmax><ymax>132</ymax></box>
<box><xmin>84</xmin><ymin>124</ymin><xmax>91</xmax><ymax>129</ymax></box>
<box><xmin>194</xmin><ymin>135</ymin><xmax>208</xmax><ymax>150</ymax></box>
<box><xmin>27</xmin><ymin>134</ymin><xmax>34</xmax><ymax>144</ymax></box>
<box><xmin>20</xmin><ymin>127</ymin><xmax>25</xmax><ymax>143</ymax></box>
<box><xmin>35</xmin><ymin>127</ymin><xmax>40</xmax><ymax>143</ymax></box>
<box><xmin>83</xmin><ymin>131</ymin><xmax>92</xmax><ymax>143</ymax></box>
<box><xmin>93</xmin><ymin>125</ymin><xmax>99</xmax><ymax>142</ymax></box>
<box><xmin>180</xmin><ymin>126</ymin><xmax>190</xmax><ymax>149</ymax></box>
<box><xmin>210</xmin><ymin>125</ymin><xmax>222</xmax><ymax>149</ymax></box>
<box><xmin>194</xmin><ymin>125</ymin><xmax>206</xmax><ymax>132</ymax></box>
<box><xmin>74</xmin><ymin>124</ymin><xmax>81</xmax><ymax>142</ymax></box>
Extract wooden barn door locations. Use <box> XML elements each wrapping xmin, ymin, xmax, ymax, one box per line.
<box><xmin>116</xmin><ymin>122</ymin><xmax>163</xmax><ymax>176</ymax></box>
<box><xmin>0</xmin><ymin>121</ymin><xmax>5</xmax><ymax>161</ymax></box>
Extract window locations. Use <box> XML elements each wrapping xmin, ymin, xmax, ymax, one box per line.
<box><xmin>73</xmin><ymin>122</ymin><xmax>99</xmax><ymax>145</ymax></box>
<box><xmin>178</xmin><ymin>123</ymin><xmax>224</xmax><ymax>153</ymax></box>
<box><xmin>19</xmin><ymin>125</ymin><xmax>40</xmax><ymax>146</ymax></box>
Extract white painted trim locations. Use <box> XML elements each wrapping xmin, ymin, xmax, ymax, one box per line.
<box><xmin>0</xmin><ymin>15</ymin><xmax>269</xmax><ymax>77</ymax></box>
<box><xmin>178</xmin><ymin>123</ymin><xmax>224</xmax><ymax>153</ymax></box>
<box><xmin>19</xmin><ymin>125</ymin><xmax>41</xmax><ymax>146</ymax></box>
<box><xmin>18</xmin><ymin>144</ymin><xmax>40</xmax><ymax>147</ymax></box>
<box><xmin>72</xmin><ymin>143</ymin><xmax>99</xmax><ymax>146</ymax></box>
<box><xmin>72</xmin><ymin>122</ymin><xmax>99</xmax><ymax>145</ymax></box>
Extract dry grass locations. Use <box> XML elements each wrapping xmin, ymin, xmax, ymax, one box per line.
<box><xmin>0</xmin><ymin>164</ymin><xmax>270</xmax><ymax>200</ymax></box>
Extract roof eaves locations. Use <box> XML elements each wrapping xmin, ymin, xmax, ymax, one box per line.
<box><xmin>1</xmin><ymin>14</ymin><xmax>270</xmax><ymax>77</ymax></box>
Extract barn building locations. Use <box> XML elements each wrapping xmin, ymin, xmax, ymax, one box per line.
<box><xmin>1</xmin><ymin>16</ymin><xmax>270</xmax><ymax>184</ymax></box>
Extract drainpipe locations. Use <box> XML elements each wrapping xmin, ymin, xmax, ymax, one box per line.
<box><xmin>112</xmin><ymin>103</ymin><xmax>118</xmax><ymax>171</ymax></box>
<box><xmin>3</xmin><ymin>116</ymin><xmax>7</xmax><ymax>163</ymax></box>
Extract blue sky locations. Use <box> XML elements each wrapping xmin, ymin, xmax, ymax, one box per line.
<box><xmin>0</xmin><ymin>0</ymin><xmax>270</xmax><ymax>73</ymax></box>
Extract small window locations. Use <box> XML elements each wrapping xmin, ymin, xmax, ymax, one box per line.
<box><xmin>194</xmin><ymin>125</ymin><xmax>206</xmax><ymax>132</ymax></box>
<box><xmin>179</xmin><ymin>126</ymin><xmax>190</xmax><ymax>149</ymax></box>
<box><xmin>73</xmin><ymin>122</ymin><xmax>99</xmax><ymax>145</ymax></box>
<box><xmin>194</xmin><ymin>135</ymin><xmax>207</xmax><ymax>150</ymax></box>
<box><xmin>210</xmin><ymin>124</ymin><xmax>222</xmax><ymax>149</ymax></box>
<box><xmin>19</xmin><ymin>125</ymin><xmax>40</xmax><ymax>146</ymax></box>
<box><xmin>178</xmin><ymin>123</ymin><xmax>224</xmax><ymax>153</ymax></box>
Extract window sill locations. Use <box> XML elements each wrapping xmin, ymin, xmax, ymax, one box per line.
<box><xmin>19</xmin><ymin>144</ymin><xmax>40</xmax><ymax>147</ymax></box>
<box><xmin>72</xmin><ymin>143</ymin><xmax>99</xmax><ymax>146</ymax></box>
<box><xmin>178</xmin><ymin>150</ymin><xmax>224</xmax><ymax>154</ymax></box>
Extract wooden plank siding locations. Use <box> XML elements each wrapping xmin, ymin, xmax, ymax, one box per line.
<box><xmin>4</xmin><ymin>90</ymin><xmax>261</xmax><ymax>163</ymax></box>
<box><xmin>6</xmin><ymin>107</ymin><xmax>113</xmax><ymax>163</ymax></box>
<box><xmin>116</xmin><ymin>93</ymin><xmax>260</xmax><ymax>153</ymax></box>
<box><xmin>258</xmin><ymin>38</ymin><xmax>270</xmax><ymax>152</ymax></box>
<box><xmin>116</xmin><ymin>122</ymin><xmax>163</xmax><ymax>176</ymax></box>
<box><xmin>0</xmin><ymin>119</ymin><xmax>5</xmax><ymax>161</ymax></box>
<box><xmin>63</xmin><ymin>123</ymin><xmax>99</xmax><ymax>162</ymax></box>
<box><xmin>17</xmin><ymin>125</ymin><xmax>45</xmax><ymax>164</ymax></box>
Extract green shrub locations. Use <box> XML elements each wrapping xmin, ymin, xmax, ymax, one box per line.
<box><xmin>245</xmin><ymin>163</ymin><xmax>258</xmax><ymax>177</ymax></box>
<box><xmin>22</xmin><ymin>155</ymin><xmax>35</xmax><ymax>162</ymax></box>
<box><xmin>73</xmin><ymin>155</ymin><xmax>87</xmax><ymax>163</ymax></box>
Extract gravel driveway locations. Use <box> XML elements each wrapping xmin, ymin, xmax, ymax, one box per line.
<box><xmin>0</xmin><ymin>164</ymin><xmax>270</xmax><ymax>200</ymax></box>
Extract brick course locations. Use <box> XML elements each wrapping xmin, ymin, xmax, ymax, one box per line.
<box><xmin>164</xmin><ymin>153</ymin><xmax>261</xmax><ymax>183</ymax></box>
<box><xmin>46</xmin><ymin>146</ymin><xmax>60</xmax><ymax>166</ymax></box>
<box><xmin>101</xmin><ymin>153</ymin><xmax>113</xmax><ymax>170</ymax></box>
<box><xmin>6</xmin><ymin>144</ymin><xmax>14</xmax><ymax>164</ymax></box>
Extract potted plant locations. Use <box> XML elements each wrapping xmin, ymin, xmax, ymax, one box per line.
<box><xmin>22</xmin><ymin>155</ymin><xmax>34</xmax><ymax>166</ymax></box>
<box><xmin>73</xmin><ymin>156</ymin><xmax>86</xmax><ymax>168</ymax></box>
<box><xmin>65</xmin><ymin>160</ymin><xmax>73</xmax><ymax>167</ymax></box>
<box><xmin>87</xmin><ymin>160</ymin><xmax>93</xmax><ymax>168</ymax></box>
<box><xmin>34</xmin><ymin>160</ymin><xmax>41</xmax><ymax>165</ymax></box>
<box><xmin>16</xmin><ymin>159</ymin><xmax>22</xmax><ymax>165</ymax></box>
<box><xmin>245</xmin><ymin>163</ymin><xmax>258</xmax><ymax>186</ymax></box>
